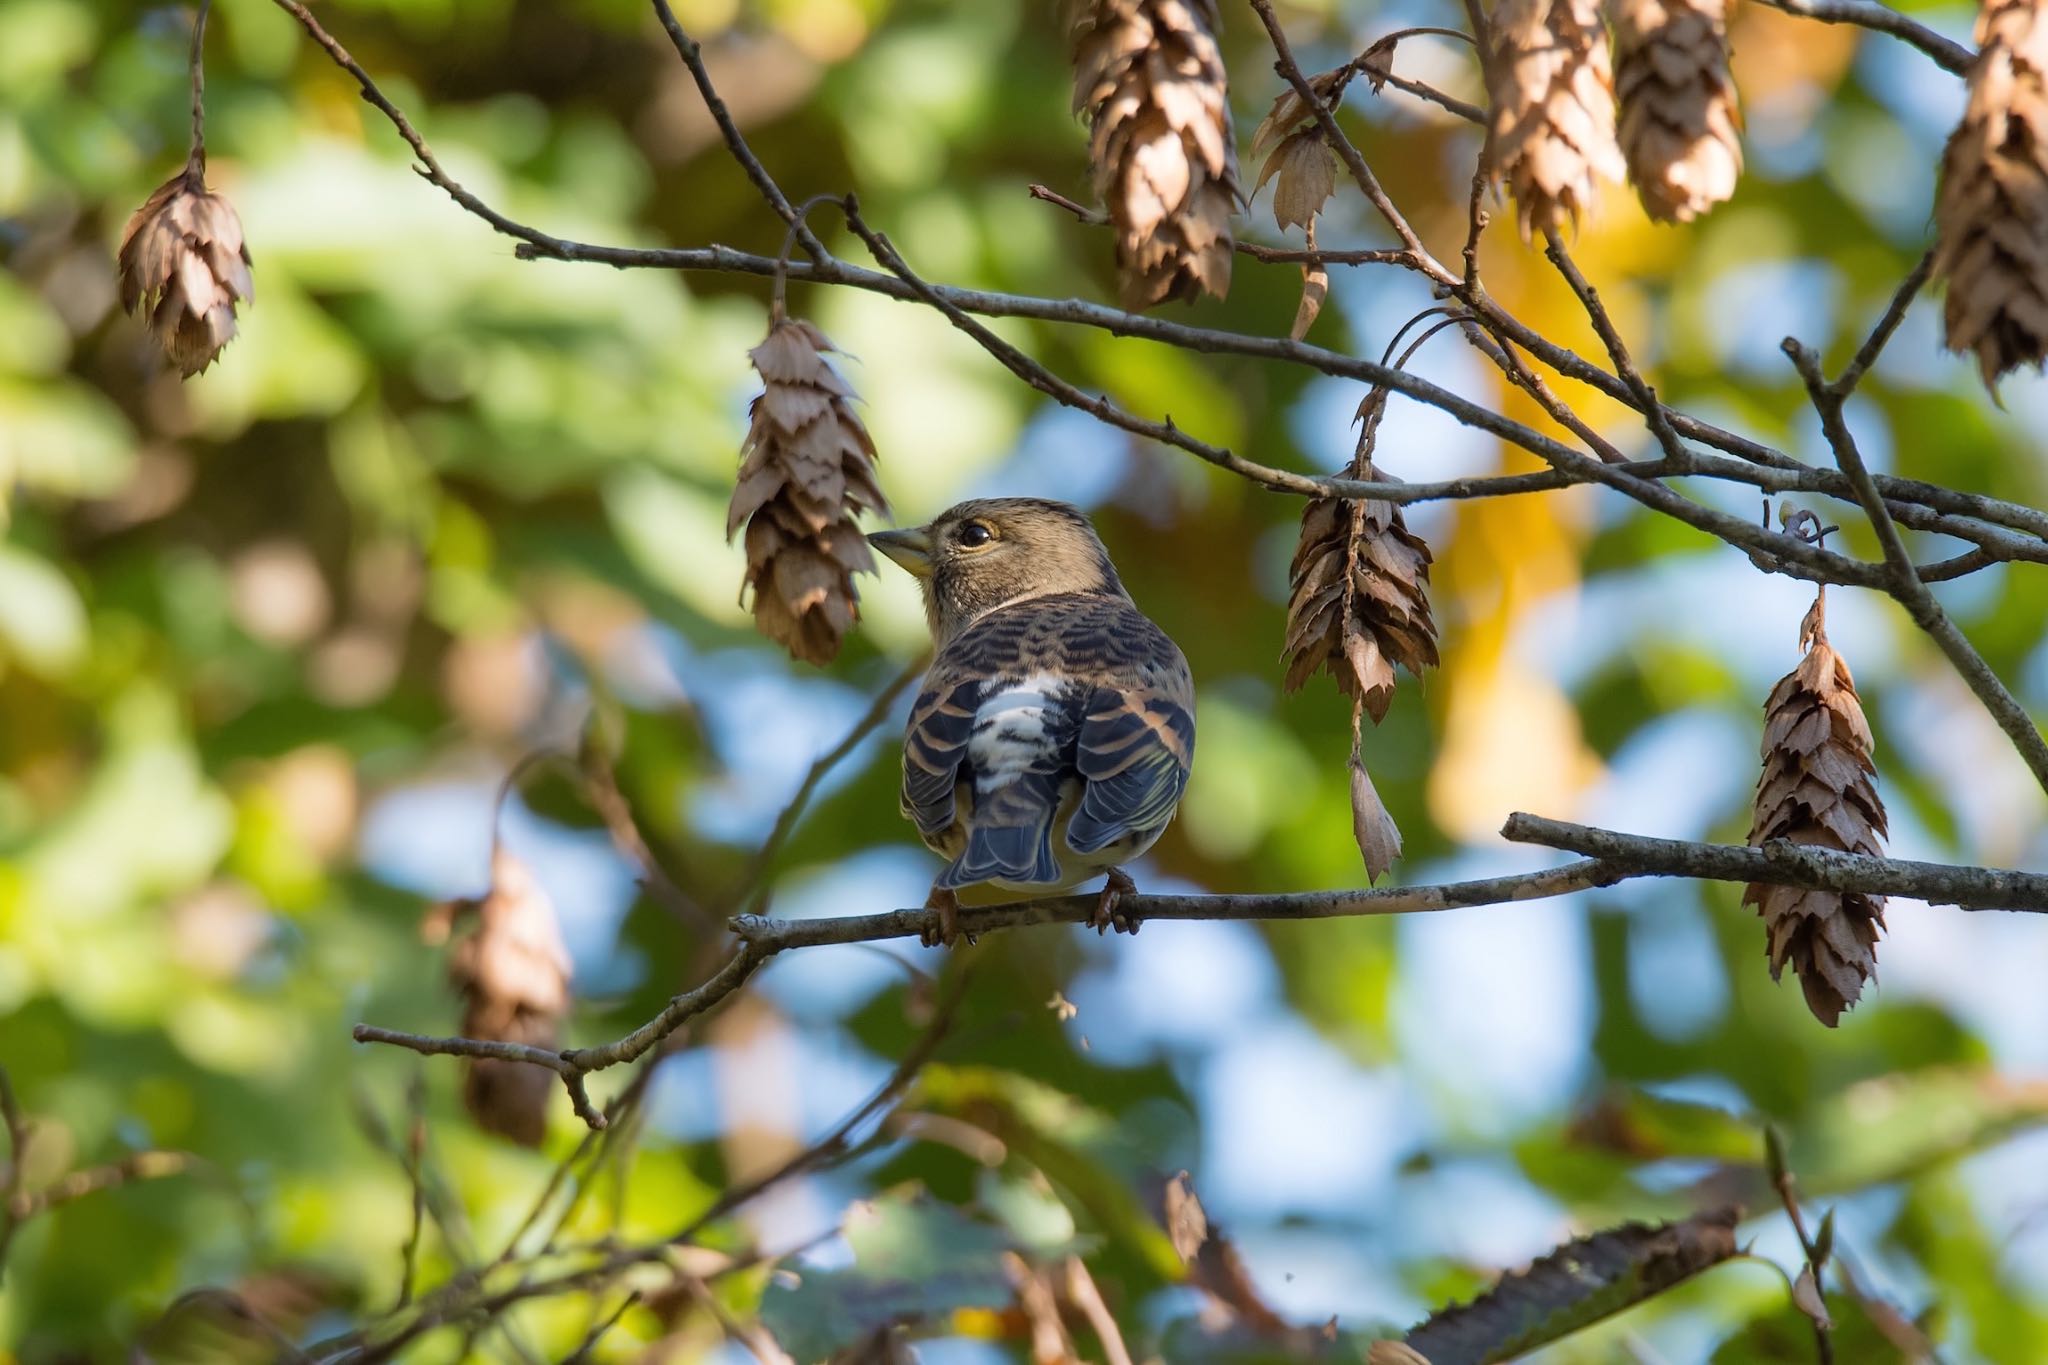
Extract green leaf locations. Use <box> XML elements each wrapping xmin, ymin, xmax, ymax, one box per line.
<box><xmin>1402</xmin><ymin>1208</ymin><xmax>1742</xmax><ymax>1365</ymax></box>
<box><xmin>0</xmin><ymin>541</ymin><xmax>87</xmax><ymax>675</ymax></box>
<box><xmin>759</xmin><ymin>1192</ymin><xmax>1018</xmax><ymax>1361</ymax></box>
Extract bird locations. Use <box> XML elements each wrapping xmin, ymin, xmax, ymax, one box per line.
<box><xmin>867</xmin><ymin>497</ymin><xmax>1195</xmax><ymax>947</ymax></box>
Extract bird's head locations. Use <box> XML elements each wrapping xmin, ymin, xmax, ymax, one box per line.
<box><xmin>868</xmin><ymin>497</ymin><xmax>1128</xmax><ymax>643</ymax></box>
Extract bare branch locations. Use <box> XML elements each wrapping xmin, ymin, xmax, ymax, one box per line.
<box><xmin>1752</xmin><ymin>0</ymin><xmax>1973</xmax><ymax>74</ymax></box>
<box><xmin>1502</xmin><ymin>813</ymin><xmax>2048</xmax><ymax>910</ymax></box>
<box><xmin>724</xmin><ymin>655</ymin><xmax>926</xmax><ymax>907</ymax></box>
<box><xmin>647</xmin><ymin>0</ymin><xmax>819</xmax><ymax>257</ymax></box>
<box><xmin>1786</xmin><ymin>338</ymin><xmax>2048</xmax><ymax>793</ymax></box>
<box><xmin>1246</xmin><ymin>0</ymin><xmax>1448</xmax><ymax>276</ymax></box>
<box><xmin>1543</xmin><ymin>230</ymin><xmax>1692</xmax><ymax>467</ymax></box>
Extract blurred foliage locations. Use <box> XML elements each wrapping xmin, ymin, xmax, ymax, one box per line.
<box><xmin>3</xmin><ymin>0</ymin><xmax>2048</xmax><ymax>1361</ymax></box>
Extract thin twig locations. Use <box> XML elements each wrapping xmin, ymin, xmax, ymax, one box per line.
<box><xmin>1768</xmin><ymin>1128</ymin><xmax>1836</xmax><ymax>1365</ymax></box>
<box><xmin>1064</xmin><ymin>1255</ymin><xmax>1137</xmax><ymax>1365</ymax></box>
<box><xmin>724</xmin><ymin>655</ymin><xmax>926</xmax><ymax>908</ymax></box>
<box><xmin>185</xmin><ymin>0</ymin><xmax>212</xmax><ymax>175</ymax></box>
<box><xmin>1543</xmin><ymin>230</ymin><xmax>1691</xmax><ymax>468</ymax></box>
<box><xmin>648</xmin><ymin>0</ymin><xmax>820</xmax><ymax>258</ymax></box>
<box><xmin>1836</xmin><ymin>251</ymin><xmax>1937</xmax><ymax>397</ymax></box>
<box><xmin>395</xmin><ymin>1075</ymin><xmax>427</xmax><ymax>1310</ymax></box>
<box><xmin>1246</xmin><ymin>0</ymin><xmax>1447</xmax><ymax>276</ymax></box>
<box><xmin>0</xmin><ymin>1069</ymin><xmax>29</xmax><ymax>1280</ymax></box>
<box><xmin>1502</xmin><ymin>813</ymin><xmax>2048</xmax><ymax>909</ymax></box>
<box><xmin>559</xmin><ymin>1291</ymin><xmax>639</xmax><ymax>1365</ymax></box>
<box><xmin>353</xmin><ymin>813</ymin><xmax>2048</xmax><ymax>1136</ymax></box>
<box><xmin>666</xmin><ymin>965</ymin><xmax>970</xmax><ymax>1245</ymax></box>
<box><xmin>1752</xmin><ymin>0</ymin><xmax>1973</xmax><ymax>73</ymax></box>
<box><xmin>1786</xmin><ymin>338</ymin><xmax>2048</xmax><ymax>793</ymax></box>
<box><xmin>264</xmin><ymin>1</ymin><xmax>2048</xmax><ymax>560</ymax></box>
<box><xmin>578</xmin><ymin>742</ymin><xmax>715</xmax><ymax>932</ymax></box>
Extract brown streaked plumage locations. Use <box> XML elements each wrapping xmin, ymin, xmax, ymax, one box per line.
<box><xmin>869</xmin><ymin>498</ymin><xmax>1195</xmax><ymax>946</ymax></box>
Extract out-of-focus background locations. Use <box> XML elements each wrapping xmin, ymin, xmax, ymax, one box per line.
<box><xmin>4</xmin><ymin>0</ymin><xmax>2048</xmax><ymax>1358</ymax></box>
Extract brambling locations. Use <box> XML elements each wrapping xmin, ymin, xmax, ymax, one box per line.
<box><xmin>869</xmin><ymin>498</ymin><xmax>1195</xmax><ymax>946</ymax></box>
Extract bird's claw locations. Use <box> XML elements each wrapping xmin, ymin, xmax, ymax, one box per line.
<box><xmin>1090</xmin><ymin>867</ymin><xmax>1141</xmax><ymax>936</ymax></box>
<box><xmin>920</xmin><ymin>886</ymin><xmax>972</xmax><ymax>948</ymax></box>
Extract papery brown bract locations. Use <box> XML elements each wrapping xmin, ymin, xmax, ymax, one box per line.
<box><xmin>1934</xmin><ymin>0</ymin><xmax>2048</xmax><ymax>387</ymax></box>
<box><xmin>1488</xmin><ymin>0</ymin><xmax>1627</xmax><ymax>237</ymax></box>
<box><xmin>1743</xmin><ymin>596</ymin><xmax>1889</xmax><ymax>1026</ymax></box>
<box><xmin>442</xmin><ymin>850</ymin><xmax>574</xmax><ymax>1146</ymax></box>
<box><xmin>116</xmin><ymin>168</ymin><xmax>253</xmax><ymax>377</ymax></box>
<box><xmin>1071</xmin><ymin>0</ymin><xmax>1240</xmax><ymax>307</ymax></box>
<box><xmin>1282</xmin><ymin>394</ymin><xmax>1440</xmax><ymax>722</ymax></box>
<box><xmin>730</xmin><ymin>317</ymin><xmax>890</xmax><ymax>665</ymax></box>
<box><xmin>1611</xmin><ymin>0</ymin><xmax>1742</xmax><ymax>222</ymax></box>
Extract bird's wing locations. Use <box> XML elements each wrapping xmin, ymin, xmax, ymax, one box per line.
<box><xmin>1066</xmin><ymin>610</ymin><xmax>1196</xmax><ymax>855</ymax></box>
<box><xmin>906</xmin><ymin>594</ymin><xmax>1193</xmax><ymax>886</ymax></box>
<box><xmin>901</xmin><ymin>673</ymin><xmax>980</xmax><ymax>840</ymax></box>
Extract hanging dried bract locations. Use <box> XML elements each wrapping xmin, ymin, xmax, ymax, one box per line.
<box><xmin>1283</xmin><ymin>388</ymin><xmax>1436</xmax><ymax>881</ymax></box>
<box><xmin>1933</xmin><ymin>0</ymin><xmax>2048</xmax><ymax>387</ymax></box>
<box><xmin>1070</xmin><ymin>0</ymin><xmax>1240</xmax><ymax>307</ymax></box>
<box><xmin>1610</xmin><ymin>0</ymin><xmax>1742</xmax><ymax>222</ymax></box>
<box><xmin>1744</xmin><ymin>594</ymin><xmax>1888</xmax><ymax>1027</ymax></box>
<box><xmin>729</xmin><ymin>317</ymin><xmax>890</xmax><ymax>666</ymax></box>
<box><xmin>1487</xmin><ymin>0</ymin><xmax>1627</xmax><ymax>238</ymax></box>
<box><xmin>1250</xmin><ymin>66</ymin><xmax>1348</xmax><ymax>234</ymax></box>
<box><xmin>437</xmin><ymin>849</ymin><xmax>574</xmax><ymax>1145</ymax></box>
<box><xmin>1282</xmin><ymin>389</ymin><xmax>1440</xmax><ymax>722</ymax></box>
<box><xmin>117</xmin><ymin>167</ymin><xmax>253</xmax><ymax>377</ymax></box>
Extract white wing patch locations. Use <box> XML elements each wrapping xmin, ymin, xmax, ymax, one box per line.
<box><xmin>968</xmin><ymin>673</ymin><xmax>1066</xmax><ymax>794</ymax></box>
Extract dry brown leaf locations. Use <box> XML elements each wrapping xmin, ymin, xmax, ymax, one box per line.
<box><xmin>1350</xmin><ymin>750</ymin><xmax>1403</xmax><ymax>883</ymax></box>
<box><xmin>442</xmin><ymin>849</ymin><xmax>574</xmax><ymax>1146</ymax></box>
<box><xmin>1260</xmin><ymin>129</ymin><xmax>1339</xmax><ymax>232</ymax></box>
<box><xmin>1488</xmin><ymin>0</ymin><xmax>1627</xmax><ymax>237</ymax></box>
<box><xmin>1611</xmin><ymin>0</ymin><xmax>1742</xmax><ymax>222</ymax></box>
<box><xmin>731</xmin><ymin>317</ymin><xmax>889</xmax><ymax>665</ymax></box>
<box><xmin>1291</xmin><ymin>258</ymin><xmax>1329</xmax><ymax>340</ymax></box>
<box><xmin>116</xmin><ymin>166</ymin><xmax>253</xmax><ymax>377</ymax></box>
<box><xmin>1359</xmin><ymin>38</ymin><xmax>1399</xmax><ymax>93</ymax></box>
<box><xmin>1791</xmin><ymin>1264</ymin><xmax>1834</xmax><ymax>1331</ymax></box>
<box><xmin>1366</xmin><ymin>1345</ymin><xmax>1433</xmax><ymax>1365</ymax></box>
<box><xmin>1249</xmin><ymin>65</ymin><xmax>1349</xmax><ymax>164</ymax></box>
<box><xmin>1072</xmin><ymin>0</ymin><xmax>1240</xmax><ymax>307</ymax></box>
<box><xmin>1743</xmin><ymin>593</ymin><xmax>1888</xmax><ymax>1027</ymax></box>
<box><xmin>1934</xmin><ymin>0</ymin><xmax>2048</xmax><ymax>387</ymax></box>
<box><xmin>1159</xmin><ymin>1171</ymin><xmax>1308</xmax><ymax>1344</ymax></box>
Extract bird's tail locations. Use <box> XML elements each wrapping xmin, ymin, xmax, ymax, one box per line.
<box><xmin>936</xmin><ymin>775</ymin><xmax>1063</xmax><ymax>889</ymax></box>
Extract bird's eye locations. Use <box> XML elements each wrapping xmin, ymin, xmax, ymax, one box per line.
<box><xmin>957</xmin><ymin>521</ymin><xmax>995</xmax><ymax>548</ymax></box>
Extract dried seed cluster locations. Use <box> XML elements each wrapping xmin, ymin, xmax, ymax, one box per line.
<box><xmin>729</xmin><ymin>317</ymin><xmax>890</xmax><ymax>666</ymax></box>
<box><xmin>1071</xmin><ymin>0</ymin><xmax>1240</xmax><ymax>307</ymax></box>
<box><xmin>1744</xmin><ymin>597</ymin><xmax>1888</xmax><ymax>1027</ymax></box>
<box><xmin>1487</xmin><ymin>0</ymin><xmax>1628</xmax><ymax>238</ymax></box>
<box><xmin>1283</xmin><ymin>391</ymin><xmax>1440</xmax><ymax>882</ymax></box>
<box><xmin>442</xmin><ymin>851</ymin><xmax>574</xmax><ymax>1146</ymax></box>
<box><xmin>1610</xmin><ymin>0</ymin><xmax>1742</xmax><ymax>222</ymax></box>
<box><xmin>1283</xmin><ymin>398</ymin><xmax>1440</xmax><ymax>723</ymax></box>
<box><xmin>1934</xmin><ymin>0</ymin><xmax>2048</xmax><ymax>386</ymax></box>
<box><xmin>117</xmin><ymin>168</ymin><xmax>253</xmax><ymax>377</ymax></box>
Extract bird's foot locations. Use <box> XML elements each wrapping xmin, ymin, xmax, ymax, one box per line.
<box><xmin>920</xmin><ymin>885</ymin><xmax>972</xmax><ymax>948</ymax></box>
<box><xmin>1090</xmin><ymin>867</ymin><xmax>1140</xmax><ymax>936</ymax></box>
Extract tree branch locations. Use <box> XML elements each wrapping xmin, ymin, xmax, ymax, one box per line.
<box><xmin>1752</xmin><ymin>0</ymin><xmax>1973</xmax><ymax>74</ymax></box>
<box><xmin>1502</xmin><ymin>813</ymin><xmax>2048</xmax><ymax>910</ymax></box>
<box><xmin>267</xmin><ymin>0</ymin><xmax>2048</xmax><ymax>564</ymax></box>
<box><xmin>354</xmin><ymin>816</ymin><xmax>2048</xmax><ymax>1135</ymax></box>
<box><xmin>1246</xmin><ymin>0</ymin><xmax>1444</xmax><ymax>273</ymax></box>
<box><xmin>646</xmin><ymin>0</ymin><xmax>821</xmax><ymax>258</ymax></box>
<box><xmin>1785</xmin><ymin>338</ymin><xmax>2048</xmax><ymax>794</ymax></box>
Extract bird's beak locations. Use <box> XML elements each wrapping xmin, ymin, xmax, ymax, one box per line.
<box><xmin>867</xmin><ymin>526</ymin><xmax>934</xmax><ymax>578</ymax></box>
